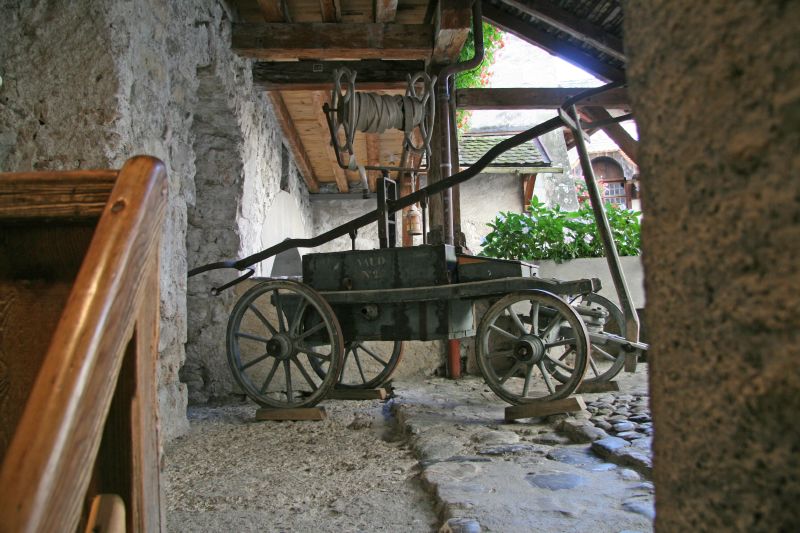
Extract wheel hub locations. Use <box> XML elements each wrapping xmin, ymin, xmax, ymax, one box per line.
<box><xmin>513</xmin><ymin>335</ymin><xmax>545</xmax><ymax>364</ymax></box>
<box><xmin>266</xmin><ymin>334</ymin><xmax>293</xmax><ymax>360</ymax></box>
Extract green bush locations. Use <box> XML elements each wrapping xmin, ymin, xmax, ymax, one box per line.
<box><xmin>480</xmin><ymin>196</ymin><xmax>641</xmax><ymax>262</ymax></box>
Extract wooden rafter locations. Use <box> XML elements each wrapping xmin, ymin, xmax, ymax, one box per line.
<box><xmin>252</xmin><ymin>60</ymin><xmax>424</xmax><ymax>91</ymax></box>
<box><xmin>375</xmin><ymin>0</ymin><xmax>398</xmax><ymax>23</ymax></box>
<box><xmin>232</xmin><ymin>23</ymin><xmax>434</xmax><ymax>61</ymax></box>
<box><xmin>312</xmin><ymin>91</ymin><xmax>349</xmax><ymax>193</ymax></box>
<box><xmin>256</xmin><ymin>0</ymin><xmax>290</xmax><ymax>22</ymax></box>
<box><xmin>319</xmin><ymin>0</ymin><xmax>341</xmax><ymax>22</ymax></box>
<box><xmin>456</xmin><ymin>87</ymin><xmax>630</xmax><ymax>110</ymax></box>
<box><xmin>583</xmin><ymin>106</ymin><xmax>638</xmax><ymax>163</ymax></box>
<box><xmin>365</xmin><ymin>134</ymin><xmax>381</xmax><ymax>192</ymax></box>
<box><xmin>499</xmin><ymin>0</ymin><xmax>625</xmax><ymax>61</ymax></box>
<box><xmin>433</xmin><ymin>0</ymin><xmax>472</xmax><ymax>64</ymax></box>
<box><xmin>523</xmin><ymin>173</ymin><xmax>538</xmax><ymax>207</ymax></box>
<box><xmin>267</xmin><ymin>92</ymin><xmax>320</xmax><ymax>193</ymax></box>
<box><xmin>482</xmin><ymin>3</ymin><xmax>624</xmax><ymax>82</ymax></box>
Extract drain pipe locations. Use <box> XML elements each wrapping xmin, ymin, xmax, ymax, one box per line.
<box><xmin>437</xmin><ymin>0</ymin><xmax>484</xmax><ymax>246</ymax></box>
<box><xmin>439</xmin><ymin>1</ymin><xmax>483</xmax><ymax>379</ymax></box>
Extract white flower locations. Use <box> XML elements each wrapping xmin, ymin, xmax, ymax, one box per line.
<box><xmin>583</xmin><ymin>234</ymin><xmax>593</xmax><ymax>244</ymax></box>
<box><xmin>497</xmin><ymin>214</ymin><xmax>506</xmax><ymax>223</ymax></box>
<box><xmin>522</xmin><ymin>227</ymin><xmax>530</xmax><ymax>234</ymax></box>
<box><xmin>562</xmin><ymin>227</ymin><xmax>575</xmax><ymax>244</ymax></box>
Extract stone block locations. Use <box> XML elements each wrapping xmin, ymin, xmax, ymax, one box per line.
<box><xmin>557</xmin><ymin>418</ymin><xmax>610</xmax><ymax>443</ymax></box>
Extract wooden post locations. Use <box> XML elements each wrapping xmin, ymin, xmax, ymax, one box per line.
<box><xmin>426</xmin><ymin>67</ymin><xmax>445</xmax><ymax>244</ymax></box>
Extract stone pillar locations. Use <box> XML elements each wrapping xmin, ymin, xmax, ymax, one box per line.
<box><xmin>624</xmin><ymin>1</ymin><xmax>800</xmax><ymax>529</ymax></box>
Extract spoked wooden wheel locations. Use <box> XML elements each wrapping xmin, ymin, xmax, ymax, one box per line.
<box><xmin>476</xmin><ymin>290</ymin><xmax>589</xmax><ymax>404</ymax></box>
<box><xmin>338</xmin><ymin>340</ymin><xmax>404</xmax><ymax>389</ymax></box>
<box><xmin>226</xmin><ymin>280</ymin><xmax>344</xmax><ymax>408</ymax></box>
<box><xmin>311</xmin><ymin>340</ymin><xmax>404</xmax><ymax>390</ymax></box>
<box><xmin>561</xmin><ymin>293</ymin><xmax>627</xmax><ymax>383</ymax></box>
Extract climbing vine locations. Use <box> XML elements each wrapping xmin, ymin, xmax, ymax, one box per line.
<box><xmin>454</xmin><ymin>23</ymin><xmax>505</xmax><ymax>131</ymax></box>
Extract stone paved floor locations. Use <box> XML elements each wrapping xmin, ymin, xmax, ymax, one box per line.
<box><xmin>390</xmin><ymin>364</ymin><xmax>654</xmax><ymax>533</ymax></box>
<box><xmin>165</xmin><ymin>365</ymin><xmax>654</xmax><ymax>532</ymax></box>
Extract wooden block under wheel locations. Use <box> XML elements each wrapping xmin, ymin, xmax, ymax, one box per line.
<box><xmin>504</xmin><ymin>396</ymin><xmax>586</xmax><ymax>422</ymax></box>
<box><xmin>561</xmin><ymin>380</ymin><xmax>620</xmax><ymax>393</ymax></box>
<box><xmin>255</xmin><ymin>407</ymin><xmax>327</xmax><ymax>421</ymax></box>
<box><xmin>328</xmin><ymin>388</ymin><xmax>388</xmax><ymax>400</ymax></box>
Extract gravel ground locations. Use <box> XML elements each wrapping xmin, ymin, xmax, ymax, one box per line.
<box><xmin>164</xmin><ymin>400</ymin><xmax>438</xmax><ymax>532</ymax></box>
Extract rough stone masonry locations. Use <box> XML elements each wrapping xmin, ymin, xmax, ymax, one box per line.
<box><xmin>624</xmin><ymin>0</ymin><xmax>800</xmax><ymax>530</ymax></box>
<box><xmin>0</xmin><ymin>0</ymin><xmax>313</xmax><ymax>440</ymax></box>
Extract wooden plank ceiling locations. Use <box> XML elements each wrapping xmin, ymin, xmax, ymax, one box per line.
<box><xmin>229</xmin><ymin>0</ymin><xmax>440</xmax><ymax>194</ymax></box>
<box><xmin>228</xmin><ymin>0</ymin><xmax>632</xmax><ymax>194</ymax></box>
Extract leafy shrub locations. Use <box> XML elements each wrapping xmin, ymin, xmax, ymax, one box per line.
<box><xmin>480</xmin><ymin>196</ymin><xmax>641</xmax><ymax>262</ymax></box>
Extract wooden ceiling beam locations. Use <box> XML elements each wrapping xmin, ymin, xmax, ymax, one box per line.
<box><xmin>433</xmin><ymin>0</ymin><xmax>472</xmax><ymax>64</ymax></box>
<box><xmin>375</xmin><ymin>0</ymin><xmax>398</xmax><ymax>23</ymax></box>
<box><xmin>266</xmin><ymin>92</ymin><xmax>320</xmax><ymax>193</ymax></box>
<box><xmin>583</xmin><ymin>106</ymin><xmax>638</xmax><ymax>163</ymax></box>
<box><xmin>498</xmin><ymin>0</ymin><xmax>625</xmax><ymax>61</ymax></box>
<box><xmin>232</xmin><ymin>23</ymin><xmax>434</xmax><ymax>61</ymax></box>
<box><xmin>482</xmin><ymin>3</ymin><xmax>625</xmax><ymax>82</ymax></box>
<box><xmin>312</xmin><ymin>91</ymin><xmax>349</xmax><ymax>193</ymax></box>
<box><xmin>256</xmin><ymin>0</ymin><xmax>290</xmax><ymax>22</ymax></box>
<box><xmin>252</xmin><ymin>60</ymin><xmax>425</xmax><ymax>91</ymax></box>
<box><xmin>319</xmin><ymin>0</ymin><xmax>341</xmax><ymax>22</ymax></box>
<box><xmin>456</xmin><ymin>86</ymin><xmax>630</xmax><ymax>110</ymax></box>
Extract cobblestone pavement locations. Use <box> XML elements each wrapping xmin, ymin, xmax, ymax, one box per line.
<box><xmin>390</xmin><ymin>365</ymin><xmax>653</xmax><ymax>533</ymax></box>
<box><xmin>165</xmin><ymin>366</ymin><xmax>653</xmax><ymax>532</ymax></box>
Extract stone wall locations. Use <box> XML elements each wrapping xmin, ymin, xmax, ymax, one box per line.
<box><xmin>625</xmin><ymin>0</ymin><xmax>800</xmax><ymax>529</ymax></box>
<box><xmin>459</xmin><ymin>172</ymin><xmax>525</xmax><ymax>253</ymax></box>
<box><xmin>0</xmin><ymin>0</ymin><xmax>312</xmax><ymax>439</ymax></box>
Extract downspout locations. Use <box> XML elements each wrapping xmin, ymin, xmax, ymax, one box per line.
<box><xmin>437</xmin><ymin>0</ymin><xmax>484</xmax><ymax>246</ymax></box>
<box><xmin>439</xmin><ymin>0</ymin><xmax>484</xmax><ymax>379</ymax></box>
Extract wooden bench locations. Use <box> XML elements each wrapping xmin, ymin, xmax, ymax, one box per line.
<box><xmin>0</xmin><ymin>156</ymin><xmax>167</xmax><ymax>532</ymax></box>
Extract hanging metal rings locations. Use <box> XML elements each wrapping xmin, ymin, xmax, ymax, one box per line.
<box><xmin>327</xmin><ymin>67</ymin><xmax>437</xmax><ymax>169</ymax></box>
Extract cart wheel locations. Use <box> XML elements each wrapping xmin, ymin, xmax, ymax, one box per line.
<box><xmin>310</xmin><ymin>340</ymin><xmax>404</xmax><ymax>390</ymax></box>
<box><xmin>339</xmin><ymin>340</ymin><xmax>404</xmax><ymax>389</ymax></box>
<box><xmin>560</xmin><ymin>293</ymin><xmax>626</xmax><ymax>383</ymax></box>
<box><xmin>226</xmin><ymin>280</ymin><xmax>344</xmax><ymax>408</ymax></box>
<box><xmin>476</xmin><ymin>290</ymin><xmax>589</xmax><ymax>404</ymax></box>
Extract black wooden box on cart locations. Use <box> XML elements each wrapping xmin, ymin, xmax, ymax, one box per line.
<box><xmin>302</xmin><ymin>244</ymin><xmax>540</xmax><ymax>343</ymax></box>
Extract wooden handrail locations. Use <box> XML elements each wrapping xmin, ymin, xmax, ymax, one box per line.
<box><xmin>0</xmin><ymin>156</ymin><xmax>167</xmax><ymax>532</ymax></box>
<box><xmin>0</xmin><ymin>170</ymin><xmax>118</xmax><ymax>221</ymax></box>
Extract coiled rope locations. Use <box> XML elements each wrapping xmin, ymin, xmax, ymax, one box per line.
<box><xmin>343</xmin><ymin>93</ymin><xmax>427</xmax><ymax>135</ymax></box>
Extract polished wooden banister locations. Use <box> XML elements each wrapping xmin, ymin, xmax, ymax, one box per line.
<box><xmin>0</xmin><ymin>170</ymin><xmax>118</xmax><ymax>221</ymax></box>
<box><xmin>0</xmin><ymin>156</ymin><xmax>167</xmax><ymax>532</ymax></box>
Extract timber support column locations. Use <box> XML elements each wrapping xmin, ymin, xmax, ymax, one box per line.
<box><xmin>625</xmin><ymin>1</ymin><xmax>800</xmax><ymax>530</ymax></box>
<box><xmin>426</xmin><ymin>65</ymin><xmax>446</xmax><ymax>245</ymax></box>
<box><xmin>427</xmin><ymin>0</ymin><xmax>474</xmax><ymax>246</ymax></box>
